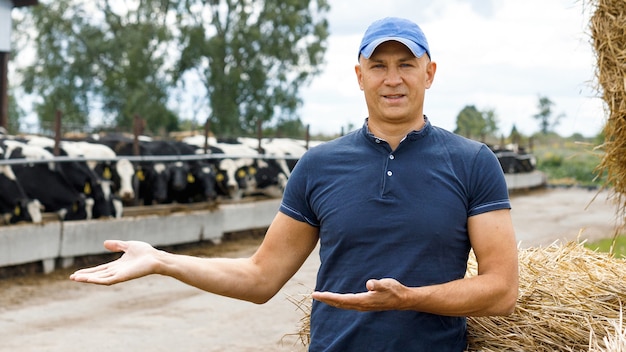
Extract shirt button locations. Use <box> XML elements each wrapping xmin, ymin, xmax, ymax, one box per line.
<box><xmin>375</xmin><ymin>139</ymin><xmax>381</xmax><ymax>143</ymax></box>
<box><xmin>389</xmin><ymin>154</ymin><xmax>395</xmax><ymax>160</ymax></box>
<box><xmin>387</xmin><ymin>170</ymin><xmax>393</xmax><ymax>176</ymax></box>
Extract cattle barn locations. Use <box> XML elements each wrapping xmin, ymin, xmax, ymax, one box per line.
<box><xmin>0</xmin><ymin>0</ymin><xmax>38</xmax><ymax>131</ymax></box>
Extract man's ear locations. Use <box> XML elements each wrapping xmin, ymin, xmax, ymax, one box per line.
<box><xmin>355</xmin><ymin>64</ymin><xmax>364</xmax><ymax>90</ymax></box>
<box><xmin>425</xmin><ymin>61</ymin><xmax>437</xmax><ymax>89</ymax></box>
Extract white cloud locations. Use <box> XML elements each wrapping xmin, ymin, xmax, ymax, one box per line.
<box><xmin>300</xmin><ymin>0</ymin><xmax>605</xmax><ymax>138</ymax></box>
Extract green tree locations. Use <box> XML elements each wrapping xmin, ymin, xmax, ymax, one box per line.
<box><xmin>13</xmin><ymin>0</ymin><xmax>329</xmax><ymax>136</ymax></box>
<box><xmin>175</xmin><ymin>0</ymin><xmax>330</xmax><ymax>137</ymax></box>
<box><xmin>15</xmin><ymin>0</ymin><xmax>179</xmax><ymax>134</ymax></box>
<box><xmin>454</xmin><ymin>105</ymin><xmax>499</xmax><ymax>140</ymax></box>
<box><xmin>509</xmin><ymin>124</ymin><xmax>521</xmax><ymax>146</ymax></box>
<box><xmin>7</xmin><ymin>91</ymin><xmax>23</xmax><ymax>134</ymax></box>
<box><xmin>533</xmin><ymin>95</ymin><xmax>563</xmax><ymax>135</ymax></box>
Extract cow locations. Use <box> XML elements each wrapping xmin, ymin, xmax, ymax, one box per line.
<box><xmin>75</xmin><ymin>135</ymin><xmax>138</xmax><ymax>205</ymax></box>
<box><xmin>95</xmin><ymin>136</ymin><xmax>209</xmax><ymax>205</ymax></box>
<box><xmin>139</xmin><ymin>140</ymin><xmax>191</xmax><ymax>204</ymax></box>
<box><xmin>197</xmin><ymin>139</ymin><xmax>258</xmax><ymax>200</ymax></box>
<box><xmin>65</xmin><ymin>141</ymin><xmax>128</xmax><ymax>216</ymax></box>
<box><xmin>237</xmin><ymin>137</ymin><xmax>307</xmax><ymax>198</ymax></box>
<box><xmin>163</xmin><ymin>141</ymin><xmax>217</xmax><ymax>204</ymax></box>
<box><xmin>24</xmin><ymin>136</ymin><xmax>123</xmax><ymax>219</ymax></box>
<box><xmin>183</xmin><ymin>136</ymin><xmax>310</xmax><ymax>199</ymax></box>
<box><xmin>2</xmin><ymin>140</ymin><xmax>94</xmax><ymax>221</ymax></box>
<box><xmin>94</xmin><ymin>134</ymin><xmax>164</xmax><ymax>206</ymax></box>
<box><xmin>0</xmin><ymin>140</ymin><xmax>43</xmax><ymax>224</ymax></box>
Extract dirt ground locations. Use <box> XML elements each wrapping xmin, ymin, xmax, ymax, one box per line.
<box><xmin>0</xmin><ymin>187</ymin><xmax>622</xmax><ymax>352</ymax></box>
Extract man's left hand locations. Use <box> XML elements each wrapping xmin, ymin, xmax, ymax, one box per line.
<box><xmin>311</xmin><ymin>278</ymin><xmax>409</xmax><ymax>311</ymax></box>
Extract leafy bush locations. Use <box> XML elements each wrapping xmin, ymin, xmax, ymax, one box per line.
<box><xmin>532</xmin><ymin>139</ymin><xmax>604</xmax><ymax>187</ymax></box>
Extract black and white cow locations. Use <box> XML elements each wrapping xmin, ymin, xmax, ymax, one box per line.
<box><xmin>238</xmin><ymin>137</ymin><xmax>307</xmax><ymax>198</ymax></box>
<box><xmin>164</xmin><ymin>141</ymin><xmax>217</xmax><ymax>204</ymax></box>
<box><xmin>65</xmin><ymin>141</ymin><xmax>126</xmax><ymax>217</ymax></box>
<box><xmin>139</xmin><ymin>140</ymin><xmax>192</xmax><ymax>204</ymax></box>
<box><xmin>96</xmin><ymin>136</ymin><xmax>213</xmax><ymax>205</ymax></box>
<box><xmin>24</xmin><ymin>136</ymin><xmax>123</xmax><ymax>219</ymax></box>
<box><xmin>96</xmin><ymin>136</ymin><xmax>156</xmax><ymax>205</ymax></box>
<box><xmin>183</xmin><ymin>135</ymin><xmax>311</xmax><ymax>199</ymax></box>
<box><xmin>0</xmin><ymin>140</ymin><xmax>43</xmax><ymax>224</ymax></box>
<box><xmin>80</xmin><ymin>135</ymin><xmax>138</xmax><ymax>205</ymax></box>
<box><xmin>2</xmin><ymin>140</ymin><xmax>94</xmax><ymax>221</ymax></box>
<box><xmin>185</xmin><ymin>138</ymin><xmax>258</xmax><ymax>200</ymax></box>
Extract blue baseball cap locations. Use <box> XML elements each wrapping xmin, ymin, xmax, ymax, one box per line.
<box><xmin>358</xmin><ymin>17</ymin><xmax>431</xmax><ymax>60</ymax></box>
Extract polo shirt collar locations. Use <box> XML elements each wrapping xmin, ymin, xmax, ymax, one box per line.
<box><xmin>361</xmin><ymin>116</ymin><xmax>432</xmax><ymax>144</ymax></box>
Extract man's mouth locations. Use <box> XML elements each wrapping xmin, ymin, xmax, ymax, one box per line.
<box><xmin>383</xmin><ymin>94</ymin><xmax>405</xmax><ymax>99</ymax></box>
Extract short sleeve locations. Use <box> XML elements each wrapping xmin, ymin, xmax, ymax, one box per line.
<box><xmin>467</xmin><ymin>145</ymin><xmax>511</xmax><ymax>216</ymax></box>
<box><xmin>279</xmin><ymin>151</ymin><xmax>320</xmax><ymax>227</ymax></box>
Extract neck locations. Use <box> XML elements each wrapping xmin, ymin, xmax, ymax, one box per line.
<box><xmin>367</xmin><ymin>116</ymin><xmax>426</xmax><ymax>150</ymax></box>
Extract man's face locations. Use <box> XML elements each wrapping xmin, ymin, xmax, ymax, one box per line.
<box><xmin>355</xmin><ymin>41</ymin><xmax>436</xmax><ymax>124</ymax></box>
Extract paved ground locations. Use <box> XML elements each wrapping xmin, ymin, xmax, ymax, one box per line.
<box><xmin>510</xmin><ymin>187</ymin><xmax>621</xmax><ymax>247</ymax></box>
<box><xmin>0</xmin><ymin>187</ymin><xmax>622</xmax><ymax>352</ymax></box>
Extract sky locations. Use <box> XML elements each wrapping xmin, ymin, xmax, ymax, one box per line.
<box><xmin>299</xmin><ymin>0</ymin><xmax>605</xmax><ymax>138</ymax></box>
<box><xmin>9</xmin><ymin>0</ymin><xmax>604</xmax><ymax>138</ymax></box>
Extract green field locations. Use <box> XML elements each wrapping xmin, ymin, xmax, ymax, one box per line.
<box><xmin>584</xmin><ymin>235</ymin><xmax>626</xmax><ymax>258</ymax></box>
<box><xmin>532</xmin><ymin>139</ymin><xmax>605</xmax><ymax>187</ymax></box>
<box><xmin>527</xmin><ymin>135</ymin><xmax>624</xmax><ymax>255</ymax></box>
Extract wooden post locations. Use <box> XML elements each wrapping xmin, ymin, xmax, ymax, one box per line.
<box><xmin>203</xmin><ymin>118</ymin><xmax>211</xmax><ymax>154</ymax></box>
<box><xmin>53</xmin><ymin>110</ymin><xmax>62</xmax><ymax>156</ymax></box>
<box><xmin>256</xmin><ymin>118</ymin><xmax>263</xmax><ymax>153</ymax></box>
<box><xmin>133</xmin><ymin>114</ymin><xmax>142</xmax><ymax>156</ymax></box>
<box><xmin>305</xmin><ymin>124</ymin><xmax>310</xmax><ymax>150</ymax></box>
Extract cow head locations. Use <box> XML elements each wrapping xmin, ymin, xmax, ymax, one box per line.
<box><xmin>188</xmin><ymin>163</ymin><xmax>217</xmax><ymax>202</ymax></box>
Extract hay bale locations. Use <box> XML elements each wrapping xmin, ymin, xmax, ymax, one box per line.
<box><xmin>289</xmin><ymin>242</ymin><xmax>626</xmax><ymax>351</ymax></box>
<box><xmin>467</xmin><ymin>242</ymin><xmax>626</xmax><ymax>351</ymax></box>
<box><xmin>590</xmin><ymin>0</ymin><xmax>626</xmax><ymax>229</ymax></box>
<box><xmin>589</xmin><ymin>309</ymin><xmax>626</xmax><ymax>352</ymax></box>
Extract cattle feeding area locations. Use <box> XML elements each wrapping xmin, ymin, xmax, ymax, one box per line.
<box><xmin>0</xmin><ymin>131</ymin><xmax>539</xmax><ymax>227</ymax></box>
<box><xmin>0</xmin><ymin>129</ymin><xmax>544</xmax><ymax>275</ymax></box>
<box><xmin>0</xmin><ymin>132</ymin><xmax>311</xmax><ymax>225</ymax></box>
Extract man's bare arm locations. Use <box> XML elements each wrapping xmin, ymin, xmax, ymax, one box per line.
<box><xmin>71</xmin><ymin>212</ymin><xmax>320</xmax><ymax>304</ymax></box>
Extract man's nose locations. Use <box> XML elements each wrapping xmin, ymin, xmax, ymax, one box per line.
<box><xmin>384</xmin><ymin>67</ymin><xmax>402</xmax><ymax>85</ymax></box>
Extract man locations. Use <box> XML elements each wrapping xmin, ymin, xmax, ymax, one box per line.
<box><xmin>70</xmin><ymin>17</ymin><xmax>518</xmax><ymax>351</ymax></box>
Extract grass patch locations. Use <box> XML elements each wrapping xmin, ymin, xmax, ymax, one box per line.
<box><xmin>533</xmin><ymin>140</ymin><xmax>605</xmax><ymax>187</ymax></box>
<box><xmin>584</xmin><ymin>235</ymin><xmax>626</xmax><ymax>259</ymax></box>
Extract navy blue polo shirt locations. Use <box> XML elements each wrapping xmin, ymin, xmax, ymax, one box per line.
<box><xmin>280</xmin><ymin>118</ymin><xmax>511</xmax><ymax>352</ymax></box>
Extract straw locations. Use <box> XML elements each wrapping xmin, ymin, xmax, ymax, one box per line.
<box><xmin>288</xmin><ymin>242</ymin><xmax>626</xmax><ymax>351</ymax></box>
